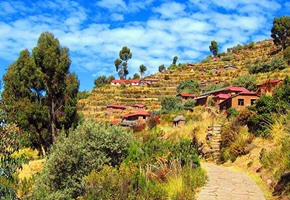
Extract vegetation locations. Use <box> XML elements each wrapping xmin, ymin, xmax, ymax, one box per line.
<box><xmin>32</xmin><ymin>121</ymin><xmax>134</xmax><ymax>199</ymax></box>
<box><xmin>177</xmin><ymin>79</ymin><xmax>201</xmax><ymax>94</ymax></box>
<box><xmin>139</xmin><ymin>64</ymin><xmax>147</xmax><ymax>78</ymax></box>
<box><xmin>249</xmin><ymin>57</ymin><xmax>288</xmax><ymax>74</ymax></box>
<box><xmin>209</xmin><ymin>40</ymin><xmax>218</xmax><ymax>57</ymax></box>
<box><xmin>284</xmin><ymin>46</ymin><xmax>290</xmax><ymax>65</ymax></box>
<box><xmin>232</xmin><ymin>74</ymin><xmax>257</xmax><ymax>91</ymax></box>
<box><xmin>114</xmin><ymin>46</ymin><xmax>132</xmax><ymax>79</ymax></box>
<box><xmin>158</xmin><ymin>64</ymin><xmax>166</xmax><ymax>72</ymax></box>
<box><xmin>94</xmin><ymin>75</ymin><xmax>115</xmax><ymax>88</ymax></box>
<box><xmin>271</xmin><ymin>16</ymin><xmax>290</xmax><ymax>50</ymax></box>
<box><xmin>2</xmin><ymin>32</ymin><xmax>79</xmax><ymax>151</ymax></box>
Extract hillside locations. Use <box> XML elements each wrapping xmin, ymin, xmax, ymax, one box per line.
<box><xmin>78</xmin><ymin>39</ymin><xmax>290</xmax><ymax>121</ymax></box>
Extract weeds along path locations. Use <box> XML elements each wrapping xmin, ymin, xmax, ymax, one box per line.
<box><xmin>197</xmin><ymin>163</ymin><xmax>266</xmax><ymax>200</ymax></box>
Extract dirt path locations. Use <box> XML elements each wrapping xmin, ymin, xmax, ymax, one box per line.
<box><xmin>197</xmin><ymin>163</ymin><xmax>266</xmax><ymax>200</ymax></box>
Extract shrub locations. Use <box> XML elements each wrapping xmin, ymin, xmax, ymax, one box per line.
<box><xmin>249</xmin><ymin>58</ymin><xmax>288</xmax><ymax>74</ymax></box>
<box><xmin>232</xmin><ymin>74</ymin><xmax>257</xmax><ymax>91</ymax></box>
<box><xmin>160</xmin><ymin>96</ymin><xmax>184</xmax><ymax>113</ymax></box>
<box><xmin>164</xmin><ymin>74</ymin><xmax>170</xmax><ymax>80</ymax></box>
<box><xmin>220</xmin><ymin>56</ymin><xmax>234</xmax><ymax>61</ymax></box>
<box><xmin>177</xmin><ymin>80</ymin><xmax>201</xmax><ymax>94</ymax></box>
<box><xmin>31</xmin><ymin>121</ymin><xmax>134</xmax><ymax>199</ymax></box>
<box><xmin>284</xmin><ymin>46</ymin><xmax>290</xmax><ymax>65</ymax></box>
<box><xmin>226</xmin><ymin>107</ymin><xmax>239</xmax><ymax>118</ymax></box>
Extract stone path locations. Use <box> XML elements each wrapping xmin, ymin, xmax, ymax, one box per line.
<box><xmin>197</xmin><ymin>163</ymin><xmax>266</xmax><ymax>200</ymax></box>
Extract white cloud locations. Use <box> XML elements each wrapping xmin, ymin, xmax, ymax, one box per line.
<box><xmin>0</xmin><ymin>0</ymin><xmax>286</xmax><ymax>90</ymax></box>
<box><xmin>153</xmin><ymin>2</ymin><xmax>186</xmax><ymax>19</ymax></box>
<box><xmin>96</xmin><ymin>0</ymin><xmax>127</xmax><ymax>11</ymax></box>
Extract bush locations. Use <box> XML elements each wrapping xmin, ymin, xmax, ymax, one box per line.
<box><xmin>160</xmin><ymin>96</ymin><xmax>184</xmax><ymax>113</ymax></box>
<box><xmin>31</xmin><ymin>121</ymin><xmax>134</xmax><ymax>199</ymax></box>
<box><xmin>177</xmin><ymin>80</ymin><xmax>201</xmax><ymax>94</ymax></box>
<box><xmin>220</xmin><ymin>56</ymin><xmax>234</xmax><ymax>61</ymax></box>
<box><xmin>232</xmin><ymin>74</ymin><xmax>257</xmax><ymax>91</ymax></box>
<box><xmin>249</xmin><ymin>58</ymin><xmax>287</xmax><ymax>74</ymax></box>
<box><xmin>226</xmin><ymin>107</ymin><xmax>239</xmax><ymax>118</ymax></box>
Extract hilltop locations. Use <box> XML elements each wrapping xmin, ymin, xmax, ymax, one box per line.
<box><xmin>78</xmin><ymin>39</ymin><xmax>290</xmax><ymax>121</ymax></box>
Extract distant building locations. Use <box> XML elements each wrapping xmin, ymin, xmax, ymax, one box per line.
<box><xmin>106</xmin><ymin>104</ymin><xmax>127</xmax><ymax>110</ymax></box>
<box><xmin>110</xmin><ymin>79</ymin><xmax>140</xmax><ymax>86</ymax></box>
<box><xmin>173</xmin><ymin>115</ymin><xmax>186</xmax><ymax>127</ymax></box>
<box><xmin>132</xmin><ymin>104</ymin><xmax>146</xmax><ymax>109</ymax></box>
<box><xmin>177</xmin><ymin>93</ymin><xmax>199</xmax><ymax>100</ymax></box>
<box><xmin>120</xmin><ymin>110</ymin><xmax>150</xmax><ymax>126</ymax></box>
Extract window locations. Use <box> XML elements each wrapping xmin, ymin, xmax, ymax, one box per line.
<box><xmin>251</xmin><ymin>99</ymin><xmax>256</xmax><ymax>105</ymax></box>
<box><xmin>238</xmin><ymin>99</ymin><xmax>244</xmax><ymax>106</ymax></box>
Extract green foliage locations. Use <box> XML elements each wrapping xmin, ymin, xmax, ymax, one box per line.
<box><xmin>271</xmin><ymin>16</ymin><xmax>290</xmax><ymax>50</ymax></box>
<box><xmin>184</xmin><ymin>99</ymin><xmax>196</xmax><ymax>111</ymax></box>
<box><xmin>133</xmin><ymin>73</ymin><xmax>140</xmax><ymax>79</ymax></box>
<box><xmin>77</xmin><ymin>90</ymin><xmax>90</xmax><ymax>100</ymax></box>
<box><xmin>0</xmin><ymin>124</ymin><xmax>24</xmax><ymax>199</ymax></box>
<box><xmin>220</xmin><ymin>56</ymin><xmax>234</xmax><ymax>61</ymax></box>
<box><xmin>177</xmin><ymin>79</ymin><xmax>201</xmax><ymax>94</ymax></box>
<box><xmin>158</xmin><ymin>64</ymin><xmax>166</xmax><ymax>72</ymax></box>
<box><xmin>284</xmin><ymin>46</ymin><xmax>290</xmax><ymax>65</ymax></box>
<box><xmin>249</xmin><ymin>57</ymin><xmax>288</xmax><ymax>74</ymax></box>
<box><xmin>227</xmin><ymin>44</ymin><xmax>243</xmax><ymax>53</ymax></box>
<box><xmin>209</xmin><ymin>40</ymin><xmax>218</xmax><ymax>56</ymax></box>
<box><xmin>139</xmin><ymin>64</ymin><xmax>147</xmax><ymax>78</ymax></box>
<box><xmin>31</xmin><ymin>121</ymin><xmax>134</xmax><ymax>199</ymax></box>
<box><xmin>160</xmin><ymin>96</ymin><xmax>184</xmax><ymax>113</ymax></box>
<box><xmin>94</xmin><ymin>75</ymin><xmax>115</xmax><ymax>88</ymax></box>
<box><xmin>2</xmin><ymin>32</ymin><xmax>79</xmax><ymax>151</ymax></box>
<box><xmin>232</xmin><ymin>74</ymin><xmax>257</xmax><ymax>91</ymax></box>
<box><xmin>203</xmin><ymin>83</ymin><xmax>223</xmax><ymax>92</ymax></box>
<box><xmin>201</xmin><ymin>54</ymin><xmax>212</xmax><ymax>63</ymax></box>
<box><xmin>260</xmin><ymin>136</ymin><xmax>290</xmax><ymax>196</ymax></box>
<box><xmin>226</xmin><ymin>107</ymin><xmax>239</xmax><ymax>118</ymax></box>
<box><xmin>115</xmin><ymin>46</ymin><xmax>132</xmax><ymax>79</ymax></box>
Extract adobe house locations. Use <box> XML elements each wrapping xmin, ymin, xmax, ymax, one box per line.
<box><xmin>257</xmin><ymin>79</ymin><xmax>282</xmax><ymax>95</ymax></box>
<box><xmin>132</xmin><ymin>104</ymin><xmax>146</xmax><ymax>109</ymax></box>
<box><xmin>212</xmin><ymin>93</ymin><xmax>231</xmax><ymax>104</ymax></box>
<box><xmin>140</xmin><ymin>78</ymin><xmax>159</xmax><ymax>86</ymax></box>
<box><xmin>120</xmin><ymin>110</ymin><xmax>150</xmax><ymax>126</ymax></box>
<box><xmin>195</xmin><ymin>86</ymin><xmax>249</xmax><ymax>107</ymax></box>
<box><xmin>219</xmin><ymin>92</ymin><xmax>260</xmax><ymax>111</ymax></box>
<box><xmin>173</xmin><ymin>115</ymin><xmax>186</xmax><ymax>127</ymax></box>
<box><xmin>177</xmin><ymin>93</ymin><xmax>199</xmax><ymax>100</ymax></box>
<box><xmin>110</xmin><ymin>79</ymin><xmax>140</xmax><ymax>86</ymax></box>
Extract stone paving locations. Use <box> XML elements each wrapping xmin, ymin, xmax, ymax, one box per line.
<box><xmin>197</xmin><ymin>163</ymin><xmax>266</xmax><ymax>200</ymax></box>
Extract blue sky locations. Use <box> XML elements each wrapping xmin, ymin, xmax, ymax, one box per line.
<box><xmin>0</xmin><ymin>0</ymin><xmax>289</xmax><ymax>91</ymax></box>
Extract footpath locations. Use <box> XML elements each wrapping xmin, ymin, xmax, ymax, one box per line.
<box><xmin>197</xmin><ymin>163</ymin><xmax>266</xmax><ymax>200</ymax></box>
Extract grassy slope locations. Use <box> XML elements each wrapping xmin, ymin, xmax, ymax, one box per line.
<box><xmin>78</xmin><ymin>39</ymin><xmax>290</xmax><ymax>122</ymax></box>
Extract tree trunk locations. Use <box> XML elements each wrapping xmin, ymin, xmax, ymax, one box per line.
<box><xmin>49</xmin><ymin>97</ymin><xmax>56</xmax><ymax>144</ymax></box>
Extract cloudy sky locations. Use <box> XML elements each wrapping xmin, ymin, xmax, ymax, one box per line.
<box><xmin>0</xmin><ymin>0</ymin><xmax>289</xmax><ymax>90</ymax></box>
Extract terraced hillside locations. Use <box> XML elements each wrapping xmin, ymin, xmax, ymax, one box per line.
<box><xmin>78</xmin><ymin>39</ymin><xmax>290</xmax><ymax>121</ymax></box>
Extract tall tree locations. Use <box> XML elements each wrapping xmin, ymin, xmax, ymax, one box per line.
<box><xmin>114</xmin><ymin>46</ymin><xmax>132</xmax><ymax>79</ymax></box>
<box><xmin>209</xmin><ymin>40</ymin><xmax>218</xmax><ymax>57</ymax></box>
<box><xmin>2</xmin><ymin>32</ymin><xmax>79</xmax><ymax>150</ymax></box>
<box><xmin>173</xmin><ymin>56</ymin><xmax>178</xmax><ymax>65</ymax></box>
<box><xmin>139</xmin><ymin>64</ymin><xmax>147</xmax><ymax>78</ymax></box>
<box><xmin>271</xmin><ymin>16</ymin><xmax>290</xmax><ymax>50</ymax></box>
<box><xmin>158</xmin><ymin>64</ymin><xmax>166</xmax><ymax>72</ymax></box>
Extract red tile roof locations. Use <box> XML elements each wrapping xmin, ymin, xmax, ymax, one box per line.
<box><xmin>111</xmin><ymin>120</ymin><xmax>121</xmax><ymax>125</ymax></box>
<box><xmin>132</xmin><ymin>104</ymin><xmax>146</xmax><ymax>108</ymax></box>
<box><xmin>178</xmin><ymin>93</ymin><xmax>199</xmax><ymax>98</ymax></box>
<box><xmin>214</xmin><ymin>93</ymin><xmax>231</xmax><ymax>99</ymax></box>
<box><xmin>107</xmin><ymin>104</ymin><xmax>127</xmax><ymax>109</ymax></box>
<box><xmin>226</xmin><ymin>86</ymin><xmax>249</xmax><ymax>92</ymax></box>
<box><xmin>111</xmin><ymin>79</ymin><xmax>140</xmax><ymax>84</ymax></box>
<box><xmin>123</xmin><ymin>110</ymin><xmax>150</xmax><ymax>118</ymax></box>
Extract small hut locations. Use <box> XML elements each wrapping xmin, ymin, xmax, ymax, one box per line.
<box><xmin>173</xmin><ymin>115</ymin><xmax>186</xmax><ymax>127</ymax></box>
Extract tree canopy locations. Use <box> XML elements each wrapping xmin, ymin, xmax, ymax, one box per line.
<box><xmin>158</xmin><ymin>64</ymin><xmax>166</xmax><ymax>72</ymax></box>
<box><xmin>114</xmin><ymin>46</ymin><xmax>132</xmax><ymax>79</ymax></box>
<box><xmin>271</xmin><ymin>16</ymin><xmax>290</xmax><ymax>50</ymax></box>
<box><xmin>139</xmin><ymin>64</ymin><xmax>147</xmax><ymax>78</ymax></box>
<box><xmin>2</xmin><ymin>32</ymin><xmax>79</xmax><ymax>151</ymax></box>
<box><xmin>209</xmin><ymin>40</ymin><xmax>218</xmax><ymax>57</ymax></box>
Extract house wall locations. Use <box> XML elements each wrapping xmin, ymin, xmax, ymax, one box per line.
<box><xmin>232</xmin><ymin>95</ymin><xmax>259</xmax><ymax>110</ymax></box>
<box><xmin>196</xmin><ymin>97</ymin><xmax>208</xmax><ymax>106</ymax></box>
